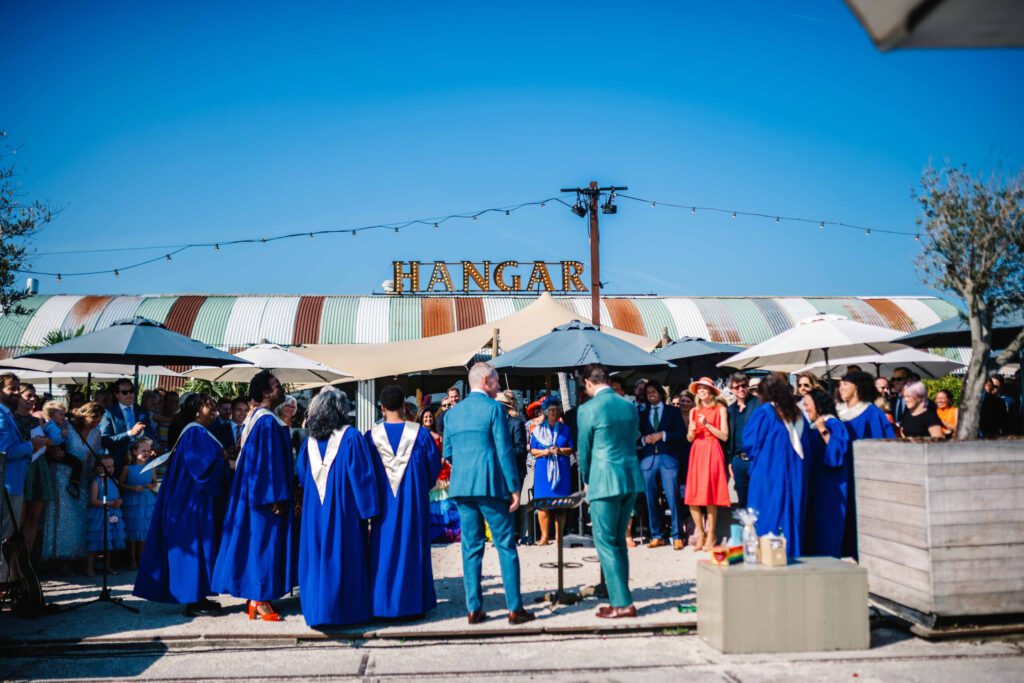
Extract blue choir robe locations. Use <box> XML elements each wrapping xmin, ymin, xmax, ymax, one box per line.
<box><xmin>805</xmin><ymin>417</ymin><xmax>853</xmax><ymax>559</ymax></box>
<box><xmin>836</xmin><ymin>402</ymin><xmax>895</xmax><ymax>561</ymax></box>
<box><xmin>211</xmin><ymin>409</ymin><xmax>296</xmax><ymax>601</ymax></box>
<box><xmin>296</xmin><ymin>426</ymin><xmax>381</xmax><ymax>627</ymax></box>
<box><xmin>743</xmin><ymin>404</ymin><xmax>811</xmax><ymax>559</ymax></box>
<box><xmin>134</xmin><ymin>423</ymin><xmax>230</xmax><ymax>604</ymax></box>
<box><xmin>365</xmin><ymin>422</ymin><xmax>442</xmax><ymax>619</ymax></box>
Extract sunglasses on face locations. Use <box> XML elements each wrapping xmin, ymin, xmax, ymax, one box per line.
<box><xmin>118</xmin><ymin>389</ymin><xmax>135</xmax><ymax>395</ymax></box>
<box><xmin>797</xmin><ymin>382</ymin><xmax>811</xmax><ymax>388</ymax></box>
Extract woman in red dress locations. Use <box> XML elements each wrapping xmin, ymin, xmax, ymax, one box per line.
<box><xmin>684</xmin><ymin>377</ymin><xmax>730</xmax><ymax>551</ymax></box>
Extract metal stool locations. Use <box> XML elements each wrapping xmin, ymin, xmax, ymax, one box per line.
<box><xmin>533</xmin><ymin>492</ymin><xmax>585</xmax><ymax>606</ymax></box>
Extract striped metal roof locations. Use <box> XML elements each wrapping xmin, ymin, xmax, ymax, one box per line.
<box><xmin>0</xmin><ymin>294</ymin><xmax>961</xmax><ymax>358</ymax></box>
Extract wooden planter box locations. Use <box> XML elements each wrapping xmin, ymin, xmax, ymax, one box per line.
<box><xmin>854</xmin><ymin>438</ymin><xmax>1024</xmax><ymax>622</ymax></box>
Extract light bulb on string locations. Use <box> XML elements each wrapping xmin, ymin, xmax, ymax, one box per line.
<box><xmin>731</xmin><ymin>212</ymin><xmax>736</xmax><ymax>219</ymax></box>
<box><xmin>650</xmin><ymin>201</ymin><xmax>656</xmax><ymax>208</ymax></box>
<box><xmin>261</xmin><ymin>236</ymin><xmax>268</xmax><ymax>243</ymax></box>
<box><xmin>394</xmin><ymin>227</ymin><xmax>400</xmax><ymax>234</ymax></box>
<box><xmin>114</xmin><ymin>269</ymin><xmax>119</xmax><ymax>278</ymax></box>
<box><xmin>865</xmin><ymin>228</ymin><xmax>871</xmax><ymax>236</ymax></box>
<box><xmin>819</xmin><ymin>222</ymin><xmax>825</xmax><ymax>230</ymax></box>
<box><xmin>56</xmin><ymin>274</ymin><xmax>61</xmax><ymax>283</ymax></box>
<box><xmin>214</xmin><ymin>243</ymin><xmax>220</xmax><ymax>251</ymax></box>
<box><xmin>351</xmin><ymin>230</ymin><xmax>357</xmax><ymax>237</ymax></box>
<box><xmin>775</xmin><ymin>217</ymin><xmax>780</xmax><ymax>223</ymax></box>
<box><xmin>308</xmin><ymin>233</ymin><xmax>314</xmax><ymax>239</ymax></box>
<box><xmin>540</xmin><ymin>202</ymin><xmax>546</xmax><ymax>208</ymax></box>
<box><xmin>472</xmin><ymin>215</ymin><xmax>478</xmax><ymax>221</ymax></box>
<box><xmin>505</xmin><ymin>210</ymin><xmax>510</xmax><ymax>216</ymax></box>
<box><xmin>691</xmin><ymin>207</ymin><xmax>696</xmax><ymax>214</ymax></box>
<box><xmin>433</xmin><ymin>223</ymin><xmax>439</xmax><ymax>230</ymax></box>
<box><xmin>165</xmin><ymin>254</ymin><xmax>172</xmax><ymax>262</ymax></box>
<box><xmin>914</xmin><ymin>233</ymin><xmax>920</xmax><ymax>241</ymax></box>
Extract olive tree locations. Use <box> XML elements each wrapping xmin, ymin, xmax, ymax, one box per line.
<box><xmin>916</xmin><ymin>163</ymin><xmax>1024</xmax><ymax>439</ymax></box>
<box><xmin>1</xmin><ymin>130</ymin><xmax>55</xmax><ymax>314</ymax></box>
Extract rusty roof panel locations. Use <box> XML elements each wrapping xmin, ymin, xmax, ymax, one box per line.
<box><xmin>422</xmin><ymin>298</ymin><xmax>454</xmax><ymax>337</ymax></box>
<box><xmin>163</xmin><ymin>296</ymin><xmax>206</xmax><ymax>337</ymax></box>
<box><xmin>889</xmin><ymin>298</ymin><xmax>942</xmax><ymax>330</ymax></box>
<box><xmin>605</xmin><ymin>299</ymin><xmax>646</xmax><ymax>336</ymax></box>
<box><xmin>293</xmin><ymin>296</ymin><xmax>325</xmax><ymax>346</ymax></box>
<box><xmin>692</xmin><ymin>298</ymin><xmax>741</xmax><ymax>343</ymax></box>
<box><xmin>95</xmin><ymin>296</ymin><xmax>144</xmax><ymax>330</ymax></box>
<box><xmin>64</xmin><ymin>296</ymin><xmax>112</xmax><ymax>334</ymax></box>
<box><xmin>455</xmin><ymin>297</ymin><xmax>486</xmax><ymax>330</ymax></box>
<box><xmin>863</xmin><ymin>298</ymin><xmax>915</xmax><ymax>332</ymax></box>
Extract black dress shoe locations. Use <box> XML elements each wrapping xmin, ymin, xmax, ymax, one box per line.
<box><xmin>196</xmin><ymin>598</ymin><xmax>222</xmax><ymax>611</ymax></box>
<box><xmin>508</xmin><ymin>609</ymin><xmax>536</xmax><ymax>625</ymax></box>
<box><xmin>467</xmin><ymin>610</ymin><xmax>487</xmax><ymax>625</ymax></box>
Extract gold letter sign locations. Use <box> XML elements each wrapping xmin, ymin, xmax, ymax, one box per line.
<box><xmin>390</xmin><ymin>261</ymin><xmax>588</xmax><ymax>294</ymax></box>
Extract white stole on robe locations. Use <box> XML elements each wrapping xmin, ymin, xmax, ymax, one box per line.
<box><xmin>239</xmin><ymin>408</ymin><xmax>285</xmax><ymax>456</ymax></box>
<box><xmin>838</xmin><ymin>401</ymin><xmax>870</xmax><ymax>423</ymax></box>
<box><xmin>371</xmin><ymin>421</ymin><xmax>419</xmax><ymax>497</ymax></box>
<box><xmin>770</xmin><ymin>402</ymin><xmax>806</xmax><ymax>460</ymax></box>
<box><xmin>307</xmin><ymin>427</ymin><xmax>348</xmax><ymax>505</ymax></box>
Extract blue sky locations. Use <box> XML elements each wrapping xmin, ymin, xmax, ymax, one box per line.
<box><xmin>3</xmin><ymin>1</ymin><xmax>1023</xmax><ymax>299</ymax></box>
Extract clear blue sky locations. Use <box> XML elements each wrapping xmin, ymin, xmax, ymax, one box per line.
<box><xmin>4</xmin><ymin>1</ymin><xmax>1023</xmax><ymax>299</ymax></box>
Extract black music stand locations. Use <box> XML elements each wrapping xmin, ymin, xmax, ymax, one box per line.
<box><xmin>533</xmin><ymin>492</ymin><xmax>585</xmax><ymax>606</ymax></box>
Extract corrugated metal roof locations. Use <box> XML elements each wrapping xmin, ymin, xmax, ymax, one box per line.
<box><xmin>261</xmin><ymin>297</ymin><xmax>301</xmax><ymax>345</ymax></box>
<box><xmin>717</xmin><ymin>298</ymin><xmax>775</xmax><ymax>345</ymax></box>
<box><xmin>318</xmin><ymin>297</ymin><xmax>359</xmax><ymax>344</ymax></box>
<box><xmin>631</xmin><ymin>298</ymin><xmax>676</xmax><ymax>340</ymax></box>
<box><xmin>293</xmin><ymin>296</ymin><xmax>325</xmax><ymax>346</ymax></box>
<box><xmin>455</xmin><ymin>297</ymin><xmax>486</xmax><ymax>330</ymax></box>
<box><xmin>775</xmin><ymin>298</ymin><xmax>819</xmax><ymax>326</ymax></box>
<box><xmin>135</xmin><ymin>296</ymin><xmax>176</xmax><ymax>324</ymax></box>
<box><xmin>421</xmin><ymin>298</ymin><xmax>455</xmax><ymax>337</ymax></box>
<box><xmin>21</xmin><ymin>295</ymin><xmax>83</xmax><ymax>347</ymax></box>
<box><xmin>482</xmin><ymin>298</ymin><xmax>520</xmax><ymax>322</ymax></box>
<box><xmin>921</xmin><ymin>298</ymin><xmax>960</xmax><ymax>320</ymax></box>
<box><xmin>164</xmin><ymin>295</ymin><xmax>206</xmax><ymax>336</ymax></box>
<box><xmin>64</xmin><ymin>296</ymin><xmax>112</xmax><ymax>334</ymax></box>
<box><xmin>661</xmin><ymin>298</ymin><xmax>712</xmax><ymax>339</ymax></box>
<box><xmin>750</xmin><ymin>298</ymin><xmax>792</xmax><ymax>337</ymax></box>
<box><xmin>692</xmin><ymin>298</ymin><xmax>742</xmax><ymax>343</ymax></box>
<box><xmin>605</xmin><ymin>299</ymin><xmax>646</xmax><ymax>336</ymax></box>
<box><xmin>0</xmin><ymin>295</ymin><xmax>49</xmax><ymax>348</ymax></box>
<box><xmin>387</xmin><ymin>296</ymin><xmax>422</xmax><ymax>342</ymax></box>
<box><xmin>356</xmin><ymin>296</ymin><xmax>390</xmax><ymax>344</ymax></box>
<box><xmin>191</xmin><ymin>296</ymin><xmax>237</xmax><ymax>347</ymax></box>
<box><xmin>565</xmin><ymin>297</ymin><xmax>611</xmax><ymax>327</ymax></box>
<box><xmin>224</xmin><ymin>297</ymin><xmax>270</xmax><ymax>347</ymax></box>
<box><xmin>890</xmin><ymin>298</ymin><xmax>942</xmax><ymax>331</ymax></box>
<box><xmin>95</xmin><ymin>296</ymin><xmax>143</xmax><ymax>329</ymax></box>
<box><xmin>863</xmin><ymin>298</ymin><xmax>915</xmax><ymax>332</ymax></box>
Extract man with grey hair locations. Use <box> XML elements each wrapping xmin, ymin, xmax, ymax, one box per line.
<box><xmin>443</xmin><ymin>362</ymin><xmax>534</xmax><ymax>625</ymax></box>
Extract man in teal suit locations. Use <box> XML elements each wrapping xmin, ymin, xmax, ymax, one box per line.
<box><xmin>577</xmin><ymin>363</ymin><xmax>645</xmax><ymax>619</ymax></box>
<box><xmin>443</xmin><ymin>362</ymin><xmax>535</xmax><ymax>625</ymax></box>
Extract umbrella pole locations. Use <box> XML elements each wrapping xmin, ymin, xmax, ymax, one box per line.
<box><xmin>86</xmin><ymin>373</ymin><xmax>92</xmax><ymax>401</ymax></box>
<box><xmin>134</xmin><ymin>365</ymin><xmax>140</xmax><ymax>409</ymax></box>
<box><xmin>824</xmin><ymin>348</ymin><xmax>832</xmax><ymax>393</ymax></box>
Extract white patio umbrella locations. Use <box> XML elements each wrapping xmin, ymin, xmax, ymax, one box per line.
<box><xmin>793</xmin><ymin>348</ymin><xmax>965</xmax><ymax>380</ymax></box>
<box><xmin>0</xmin><ymin>357</ymin><xmax>183</xmax><ymax>378</ymax></box>
<box><xmin>717</xmin><ymin>314</ymin><xmax>908</xmax><ymax>374</ymax></box>
<box><xmin>185</xmin><ymin>343</ymin><xmax>351</xmax><ymax>384</ymax></box>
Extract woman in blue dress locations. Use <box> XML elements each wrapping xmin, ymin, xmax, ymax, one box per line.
<box><xmin>528</xmin><ymin>398</ymin><xmax>574</xmax><ymax>545</ymax></box>
<box><xmin>743</xmin><ymin>374</ymin><xmax>811</xmax><ymax>560</ymax></box>
<box><xmin>802</xmin><ymin>388</ymin><xmax>853</xmax><ymax>558</ymax></box>
<box><xmin>836</xmin><ymin>371</ymin><xmax>895</xmax><ymax>560</ymax></box>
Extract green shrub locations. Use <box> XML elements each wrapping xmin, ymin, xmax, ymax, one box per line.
<box><xmin>923</xmin><ymin>375</ymin><xmax>962</xmax><ymax>406</ymax></box>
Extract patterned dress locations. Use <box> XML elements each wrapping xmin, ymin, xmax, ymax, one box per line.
<box><xmin>122</xmin><ymin>464</ymin><xmax>156</xmax><ymax>542</ymax></box>
<box><xmin>427</xmin><ymin>433</ymin><xmax>460</xmax><ymax>543</ymax></box>
<box><xmin>86</xmin><ymin>477</ymin><xmax>126</xmax><ymax>552</ymax></box>
<box><xmin>41</xmin><ymin>426</ymin><xmax>99</xmax><ymax>561</ymax></box>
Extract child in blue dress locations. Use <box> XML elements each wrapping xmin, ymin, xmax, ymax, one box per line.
<box><xmin>119</xmin><ymin>437</ymin><xmax>158</xmax><ymax>569</ymax></box>
<box><xmin>86</xmin><ymin>455</ymin><xmax>126</xmax><ymax>576</ymax></box>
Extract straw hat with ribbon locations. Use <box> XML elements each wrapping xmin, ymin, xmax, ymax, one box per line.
<box><xmin>688</xmin><ymin>376</ymin><xmax>720</xmax><ymax>396</ymax></box>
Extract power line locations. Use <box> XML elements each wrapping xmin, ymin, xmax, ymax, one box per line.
<box><xmin>19</xmin><ymin>195</ymin><xmax>575</xmax><ymax>279</ymax></box>
<box><xmin>615</xmin><ymin>193</ymin><xmax>921</xmax><ymax>238</ymax></box>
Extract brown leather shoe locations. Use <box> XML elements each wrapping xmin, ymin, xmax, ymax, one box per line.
<box><xmin>626</xmin><ymin>537</ymin><xmax>637</xmax><ymax>548</ymax></box>
<box><xmin>467</xmin><ymin>610</ymin><xmax>487</xmax><ymax>625</ymax></box>
<box><xmin>673</xmin><ymin>539</ymin><xmax>684</xmax><ymax>550</ymax></box>
<box><xmin>648</xmin><ymin>538</ymin><xmax>666</xmax><ymax>548</ymax></box>
<box><xmin>596</xmin><ymin>605</ymin><xmax>638</xmax><ymax>619</ymax></box>
<box><xmin>508</xmin><ymin>609</ymin><xmax>536</xmax><ymax>625</ymax></box>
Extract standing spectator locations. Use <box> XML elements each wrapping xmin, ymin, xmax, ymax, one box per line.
<box><xmin>419</xmin><ymin>407</ymin><xmax>459</xmax><ymax>544</ymax></box>
<box><xmin>608</xmin><ymin>378</ymin><xmax>626</xmax><ymax>397</ymax></box>
<box><xmin>209</xmin><ymin>396</ymin><xmax>236</xmax><ymax>450</ymax></box>
<box><xmin>529</xmin><ymin>399</ymin><xmax>574</xmax><ymax>546</ymax></box>
<box><xmin>795</xmin><ymin>373</ymin><xmax>820</xmax><ymax>398</ymax></box>
<box><xmin>275</xmin><ymin>395</ymin><xmax>301</xmax><ymax>455</ymax></box>
<box><xmin>100</xmin><ymin>379</ymin><xmax>152</xmax><ymax>474</ymax></box>
<box><xmin>684</xmin><ymin>377</ymin><xmax>730</xmax><ymax>552</ymax></box>
<box><xmin>900</xmin><ymin>382</ymin><xmax>945</xmax><ymax>438</ymax></box>
<box><xmin>119</xmin><ymin>437</ymin><xmax>158</xmax><ymax>569</ymax></box>
<box><xmin>152</xmin><ymin>391</ymin><xmax>180</xmax><ymax>452</ymax></box>
<box><xmin>17</xmin><ymin>384</ymin><xmax>51</xmax><ymax>554</ymax></box>
<box><xmin>980</xmin><ymin>377</ymin><xmax>1009</xmax><ymax>437</ymax></box>
<box><xmin>93</xmin><ymin>388</ymin><xmax>113</xmax><ymax>411</ymax></box>
<box><xmin>991</xmin><ymin>375</ymin><xmax>1020</xmax><ymax>434</ymax></box>
<box><xmin>934</xmin><ymin>390</ymin><xmax>958</xmax><ymax>438</ymax></box>
<box><xmin>803</xmin><ymin>388</ymin><xmax>853</xmax><ymax>558</ymax></box>
<box><xmin>637</xmin><ymin>380</ymin><xmax>687</xmax><ymax>549</ymax></box>
<box><xmin>496</xmin><ymin>391</ymin><xmax>530</xmax><ymax>543</ymax></box>
<box><xmin>889</xmin><ymin>367</ymin><xmax>912</xmax><ymax>427</ymax></box>
<box><xmin>726</xmin><ymin>372</ymin><xmax>761</xmax><ymax>511</ymax></box>
<box><xmin>435</xmin><ymin>386</ymin><xmax>462</xmax><ymax>435</ymax></box>
<box><xmin>85</xmin><ymin>455</ymin><xmax>125</xmax><ymax>576</ymax></box>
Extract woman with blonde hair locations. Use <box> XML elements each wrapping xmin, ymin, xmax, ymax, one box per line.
<box><xmin>684</xmin><ymin>378</ymin><xmax>730</xmax><ymax>551</ymax></box>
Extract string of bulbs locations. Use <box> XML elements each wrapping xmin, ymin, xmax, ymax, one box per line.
<box><xmin>24</xmin><ymin>189</ymin><xmax>921</xmax><ymax>284</ymax></box>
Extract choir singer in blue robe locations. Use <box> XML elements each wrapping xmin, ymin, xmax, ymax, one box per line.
<box><xmin>211</xmin><ymin>371</ymin><xmax>296</xmax><ymax>622</ymax></box>
<box><xmin>836</xmin><ymin>370</ymin><xmax>895</xmax><ymax>560</ymax></box>
<box><xmin>134</xmin><ymin>394</ymin><xmax>230</xmax><ymax>616</ymax></box>
<box><xmin>743</xmin><ymin>374</ymin><xmax>811</xmax><ymax>559</ymax></box>
<box><xmin>295</xmin><ymin>388</ymin><xmax>381</xmax><ymax>628</ymax></box>
<box><xmin>802</xmin><ymin>388</ymin><xmax>853</xmax><ymax>559</ymax></box>
<box><xmin>366</xmin><ymin>385</ymin><xmax>442</xmax><ymax>619</ymax></box>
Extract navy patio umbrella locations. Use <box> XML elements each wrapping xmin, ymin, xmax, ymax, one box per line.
<box><xmin>15</xmin><ymin>317</ymin><xmax>248</xmax><ymax>397</ymax></box>
<box><xmin>491</xmin><ymin>321</ymin><xmax>673</xmax><ymax>375</ymax></box>
<box><xmin>895</xmin><ymin>311</ymin><xmax>1024</xmax><ymax>350</ymax></box>
<box><xmin>653</xmin><ymin>337</ymin><xmax>745</xmax><ymax>384</ymax></box>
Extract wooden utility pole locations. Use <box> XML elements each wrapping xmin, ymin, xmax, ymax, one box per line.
<box><xmin>560</xmin><ymin>181</ymin><xmax>627</xmax><ymax>330</ymax></box>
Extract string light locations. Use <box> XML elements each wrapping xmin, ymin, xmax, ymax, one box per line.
<box><xmin>472</xmin><ymin>215</ymin><xmax>478</xmax><ymax>221</ymax></box>
<box><xmin>731</xmin><ymin>211</ymin><xmax>737</xmax><ymax>219</ymax></box>
<box><xmin>351</xmin><ymin>230</ymin><xmax>357</xmax><ymax>237</ymax></box>
<box><xmin>433</xmin><ymin>223</ymin><xmax>439</xmax><ymax>230</ymax></box>
<box><xmin>650</xmin><ymin>201</ymin><xmax>656</xmax><ymax>208</ymax></box>
<box><xmin>394</xmin><ymin>227</ymin><xmax>400</xmax><ymax>233</ymax></box>
<box><xmin>308</xmin><ymin>233</ymin><xmax>314</xmax><ymax>239</ymax></box>
<box><xmin>56</xmin><ymin>274</ymin><xmax>61</xmax><ymax>283</ymax></box>
<box><xmin>214</xmin><ymin>243</ymin><xmax>220</xmax><ymax>251</ymax></box>
<box><xmin>865</xmin><ymin>228</ymin><xmax>871</xmax><ymax>236</ymax></box>
<box><xmin>505</xmin><ymin>210</ymin><xmax>510</xmax><ymax>216</ymax></box>
<box><xmin>114</xmin><ymin>269</ymin><xmax>119</xmax><ymax>278</ymax></box>
<box><xmin>616</xmin><ymin>194</ymin><xmax>918</xmax><ymax>238</ymax></box>
<box><xmin>165</xmin><ymin>254</ymin><xmax>172</xmax><ymax>262</ymax></box>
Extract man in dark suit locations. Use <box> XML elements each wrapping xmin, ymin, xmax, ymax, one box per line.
<box><xmin>637</xmin><ymin>379</ymin><xmax>687</xmax><ymax>549</ymax></box>
<box><xmin>99</xmin><ymin>378</ymin><xmax>154</xmax><ymax>474</ymax></box>
<box><xmin>209</xmin><ymin>396</ymin><xmax>236</xmax><ymax>450</ymax></box>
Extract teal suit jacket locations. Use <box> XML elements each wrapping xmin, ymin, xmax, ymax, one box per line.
<box><xmin>577</xmin><ymin>388</ymin><xmax>645</xmax><ymax>501</ymax></box>
<box><xmin>442</xmin><ymin>391</ymin><xmax>520</xmax><ymax>499</ymax></box>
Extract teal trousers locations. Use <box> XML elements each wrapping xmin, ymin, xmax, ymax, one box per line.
<box><xmin>455</xmin><ymin>497</ymin><xmax>523</xmax><ymax>613</ymax></box>
<box><xmin>590</xmin><ymin>493</ymin><xmax>638</xmax><ymax>608</ymax></box>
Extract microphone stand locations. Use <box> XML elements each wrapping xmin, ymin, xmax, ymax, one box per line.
<box><xmin>63</xmin><ymin>468</ymin><xmax>138</xmax><ymax>614</ymax></box>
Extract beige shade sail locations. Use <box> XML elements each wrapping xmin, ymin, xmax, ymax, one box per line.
<box><xmin>293</xmin><ymin>293</ymin><xmax>658</xmax><ymax>383</ymax></box>
<box><xmin>846</xmin><ymin>0</ymin><xmax>1024</xmax><ymax>51</ymax></box>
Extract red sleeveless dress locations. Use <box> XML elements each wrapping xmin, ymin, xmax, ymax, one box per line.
<box><xmin>684</xmin><ymin>404</ymin><xmax>731</xmax><ymax>507</ymax></box>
